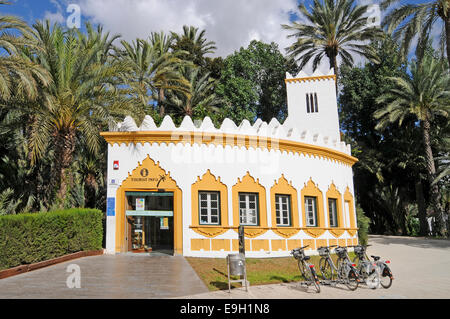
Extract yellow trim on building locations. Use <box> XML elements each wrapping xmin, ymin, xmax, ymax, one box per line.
<box><xmin>301</xmin><ymin>179</ymin><xmax>325</xmax><ymax>235</ymax></box>
<box><xmin>270</xmin><ymin>175</ymin><xmax>300</xmax><ymax>238</ymax></box>
<box><xmin>284</xmin><ymin>75</ymin><xmax>336</xmax><ymax>83</ymax></box>
<box><xmin>191</xmin><ymin>170</ymin><xmax>229</xmax><ymax>237</ymax></box>
<box><xmin>211</xmin><ymin>239</ymin><xmax>230</xmax><ymax>251</ymax></box>
<box><xmin>114</xmin><ymin>156</ymin><xmax>183</xmax><ymax>255</ymax></box>
<box><xmin>191</xmin><ymin>238</ymin><xmax>211</xmax><ymax>251</ymax></box>
<box><xmin>326</xmin><ymin>183</ymin><xmax>344</xmax><ymax>229</ymax></box>
<box><xmin>100</xmin><ymin>131</ymin><xmax>358</xmax><ymax>167</ymax></box>
<box><xmin>271</xmin><ymin>239</ymin><xmax>287</xmax><ymax>251</ymax></box>
<box><xmin>344</xmin><ymin>187</ymin><xmax>357</xmax><ymax>229</ymax></box>
<box><xmin>232</xmin><ymin>172</ymin><xmax>268</xmax><ymax>238</ymax></box>
<box><xmin>252</xmin><ymin>239</ymin><xmax>270</xmax><ymax>251</ymax></box>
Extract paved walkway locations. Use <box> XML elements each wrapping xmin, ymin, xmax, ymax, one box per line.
<box><xmin>1</xmin><ymin>235</ymin><xmax>449</xmax><ymax>299</ymax></box>
<box><xmin>0</xmin><ymin>254</ymin><xmax>209</xmax><ymax>299</ymax></box>
<box><xmin>179</xmin><ymin>235</ymin><xmax>450</xmax><ymax>299</ymax></box>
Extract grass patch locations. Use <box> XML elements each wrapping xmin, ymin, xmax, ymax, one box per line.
<box><xmin>186</xmin><ymin>253</ymin><xmax>355</xmax><ymax>291</ymax></box>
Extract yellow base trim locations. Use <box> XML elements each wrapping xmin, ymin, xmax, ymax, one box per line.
<box><xmin>232</xmin><ymin>239</ymin><xmax>251</xmax><ymax>251</ymax></box>
<box><xmin>316</xmin><ymin>239</ymin><xmax>327</xmax><ymax>249</ymax></box>
<box><xmin>271</xmin><ymin>240</ymin><xmax>287</xmax><ymax>251</ymax></box>
<box><xmin>252</xmin><ymin>239</ymin><xmax>270</xmax><ymax>251</ymax></box>
<box><xmin>338</xmin><ymin>239</ymin><xmax>347</xmax><ymax>247</ymax></box>
<box><xmin>303</xmin><ymin>239</ymin><xmax>316</xmax><ymax>250</ymax></box>
<box><xmin>211</xmin><ymin>239</ymin><xmax>230</xmax><ymax>251</ymax></box>
<box><xmin>191</xmin><ymin>239</ymin><xmax>211</xmax><ymax>251</ymax></box>
<box><xmin>287</xmin><ymin>239</ymin><xmax>302</xmax><ymax>250</ymax></box>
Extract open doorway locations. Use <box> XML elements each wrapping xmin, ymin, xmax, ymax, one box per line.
<box><xmin>125</xmin><ymin>191</ymin><xmax>174</xmax><ymax>255</ymax></box>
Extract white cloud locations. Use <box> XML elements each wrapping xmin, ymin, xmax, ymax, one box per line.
<box><xmin>43</xmin><ymin>10</ymin><xmax>65</xmax><ymax>24</ymax></box>
<box><xmin>74</xmin><ymin>0</ymin><xmax>298</xmax><ymax>57</ymax></box>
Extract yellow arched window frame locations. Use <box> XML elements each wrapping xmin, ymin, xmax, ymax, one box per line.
<box><xmin>344</xmin><ymin>187</ymin><xmax>357</xmax><ymax>229</ymax></box>
<box><xmin>326</xmin><ymin>183</ymin><xmax>344</xmax><ymax>228</ymax></box>
<box><xmin>270</xmin><ymin>175</ymin><xmax>300</xmax><ymax>238</ymax></box>
<box><xmin>300</xmin><ymin>179</ymin><xmax>325</xmax><ymax>228</ymax></box>
<box><xmin>232</xmin><ymin>172</ymin><xmax>268</xmax><ymax>238</ymax></box>
<box><xmin>191</xmin><ymin>170</ymin><xmax>228</xmax><ymax>237</ymax></box>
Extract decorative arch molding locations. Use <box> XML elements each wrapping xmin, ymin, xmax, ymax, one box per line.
<box><xmin>344</xmin><ymin>187</ymin><xmax>357</xmax><ymax>229</ymax></box>
<box><xmin>299</xmin><ymin>179</ymin><xmax>326</xmax><ymax>238</ymax></box>
<box><xmin>190</xmin><ymin>170</ymin><xmax>229</xmax><ymax>238</ymax></box>
<box><xmin>232</xmin><ymin>172</ymin><xmax>268</xmax><ymax>238</ymax></box>
<box><xmin>114</xmin><ymin>155</ymin><xmax>183</xmax><ymax>254</ymax></box>
<box><xmin>326</xmin><ymin>182</ymin><xmax>345</xmax><ymax>231</ymax></box>
<box><xmin>270</xmin><ymin>175</ymin><xmax>300</xmax><ymax>238</ymax></box>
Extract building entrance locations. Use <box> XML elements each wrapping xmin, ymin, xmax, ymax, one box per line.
<box><xmin>125</xmin><ymin>191</ymin><xmax>174</xmax><ymax>254</ymax></box>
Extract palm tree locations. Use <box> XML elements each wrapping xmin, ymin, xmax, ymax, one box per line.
<box><xmin>119</xmin><ymin>38</ymin><xmax>190</xmax><ymax>118</ymax></box>
<box><xmin>20</xmin><ymin>21</ymin><xmax>135</xmax><ymax>205</ymax></box>
<box><xmin>381</xmin><ymin>0</ymin><xmax>450</xmax><ymax>66</ymax></box>
<box><xmin>0</xmin><ymin>1</ymin><xmax>50</xmax><ymax>101</ymax></box>
<box><xmin>282</xmin><ymin>0</ymin><xmax>384</xmax><ymax>89</ymax></box>
<box><xmin>170</xmin><ymin>25</ymin><xmax>217</xmax><ymax>67</ymax></box>
<box><xmin>166</xmin><ymin>66</ymin><xmax>222</xmax><ymax>117</ymax></box>
<box><xmin>374</xmin><ymin>53</ymin><xmax>450</xmax><ymax>237</ymax></box>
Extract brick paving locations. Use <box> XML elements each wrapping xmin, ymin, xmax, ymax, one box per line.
<box><xmin>0</xmin><ymin>254</ymin><xmax>209</xmax><ymax>299</ymax></box>
<box><xmin>180</xmin><ymin>235</ymin><xmax>450</xmax><ymax>299</ymax></box>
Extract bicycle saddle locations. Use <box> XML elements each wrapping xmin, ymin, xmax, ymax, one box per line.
<box><xmin>371</xmin><ymin>255</ymin><xmax>380</xmax><ymax>261</ymax></box>
<box><xmin>303</xmin><ymin>256</ymin><xmax>311</xmax><ymax>261</ymax></box>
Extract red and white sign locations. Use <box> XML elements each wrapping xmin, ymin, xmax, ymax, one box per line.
<box><xmin>113</xmin><ymin>160</ymin><xmax>119</xmax><ymax>170</ymax></box>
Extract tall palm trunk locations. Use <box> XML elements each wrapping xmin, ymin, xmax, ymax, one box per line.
<box><xmin>422</xmin><ymin>119</ymin><xmax>446</xmax><ymax>236</ymax></box>
<box><xmin>159</xmin><ymin>87</ymin><xmax>165</xmax><ymax>117</ymax></box>
<box><xmin>329</xmin><ymin>53</ymin><xmax>339</xmax><ymax>94</ymax></box>
<box><xmin>54</xmin><ymin>127</ymin><xmax>76</xmax><ymax>205</ymax></box>
<box><xmin>415</xmin><ymin>180</ymin><xmax>429</xmax><ymax>236</ymax></box>
<box><xmin>445</xmin><ymin>16</ymin><xmax>450</xmax><ymax>68</ymax></box>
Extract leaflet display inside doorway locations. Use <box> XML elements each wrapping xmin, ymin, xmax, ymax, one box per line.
<box><xmin>125</xmin><ymin>191</ymin><xmax>174</xmax><ymax>254</ymax></box>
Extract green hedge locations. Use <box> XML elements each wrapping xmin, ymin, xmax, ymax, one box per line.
<box><xmin>356</xmin><ymin>203</ymin><xmax>371</xmax><ymax>246</ymax></box>
<box><xmin>0</xmin><ymin>208</ymin><xmax>103</xmax><ymax>270</ymax></box>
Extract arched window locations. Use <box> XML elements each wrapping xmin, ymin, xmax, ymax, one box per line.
<box><xmin>300</xmin><ymin>179</ymin><xmax>324</xmax><ymax>228</ymax></box>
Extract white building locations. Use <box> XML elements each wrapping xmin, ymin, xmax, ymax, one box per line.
<box><xmin>101</xmin><ymin>69</ymin><xmax>359</xmax><ymax>257</ymax></box>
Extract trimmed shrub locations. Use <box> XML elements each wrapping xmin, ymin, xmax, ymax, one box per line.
<box><xmin>0</xmin><ymin>209</ymin><xmax>103</xmax><ymax>270</ymax></box>
<box><xmin>356</xmin><ymin>203</ymin><xmax>371</xmax><ymax>246</ymax></box>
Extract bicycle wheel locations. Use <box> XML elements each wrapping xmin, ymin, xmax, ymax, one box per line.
<box><xmin>380</xmin><ymin>264</ymin><xmax>393</xmax><ymax>289</ymax></box>
<box><xmin>338</xmin><ymin>263</ymin><xmax>359</xmax><ymax>291</ymax></box>
<box><xmin>344</xmin><ymin>267</ymin><xmax>359</xmax><ymax>291</ymax></box>
<box><xmin>298</xmin><ymin>260</ymin><xmax>312</xmax><ymax>281</ymax></box>
<box><xmin>319</xmin><ymin>257</ymin><xmax>333</xmax><ymax>280</ymax></box>
<box><xmin>365</xmin><ymin>266</ymin><xmax>380</xmax><ymax>289</ymax></box>
<box><xmin>310</xmin><ymin>267</ymin><xmax>321</xmax><ymax>293</ymax></box>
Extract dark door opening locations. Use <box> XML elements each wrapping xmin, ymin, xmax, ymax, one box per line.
<box><xmin>125</xmin><ymin>191</ymin><xmax>174</xmax><ymax>254</ymax></box>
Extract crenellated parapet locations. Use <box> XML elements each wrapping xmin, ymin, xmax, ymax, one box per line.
<box><xmin>105</xmin><ymin>114</ymin><xmax>353</xmax><ymax>158</ymax></box>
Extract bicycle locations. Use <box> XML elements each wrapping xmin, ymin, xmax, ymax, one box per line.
<box><xmin>352</xmin><ymin>245</ymin><xmax>394</xmax><ymax>289</ymax></box>
<box><xmin>351</xmin><ymin>245</ymin><xmax>380</xmax><ymax>289</ymax></box>
<box><xmin>318</xmin><ymin>245</ymin><xmax>359</xmax><ymax>291</ymax></box>
<box><xmin>291</xmin><ymin>246</ymin><xmax>321</xmax><ymax>293</ymax></box>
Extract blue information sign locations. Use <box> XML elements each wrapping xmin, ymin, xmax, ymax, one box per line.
<box><xmin>106</xmin><ymin>197</ymin><xmax>115</xmax><ymax>216</ymax></box>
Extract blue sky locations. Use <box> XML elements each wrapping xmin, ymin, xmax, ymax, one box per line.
<box><xmin>0</xmin><ymin>0</ymin><xmax>442</xmax><ymax>69</ymax></box>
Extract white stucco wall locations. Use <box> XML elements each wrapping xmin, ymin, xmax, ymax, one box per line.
<box><xmin>103</xmin><ymin>69</ymin><xmax>358</xmax><ymax>257</ymax></box>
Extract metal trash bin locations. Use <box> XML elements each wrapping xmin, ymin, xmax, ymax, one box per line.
<box><xmin>228</xmin><ymin>253</ymin><xmax>245</xmax><ymax>276</ymax></box>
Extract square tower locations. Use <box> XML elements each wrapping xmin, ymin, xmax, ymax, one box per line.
<box><xmin>284</xmin><ymin>69</ymin><xmax>341</xmax><ymax>143</ymax></box>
